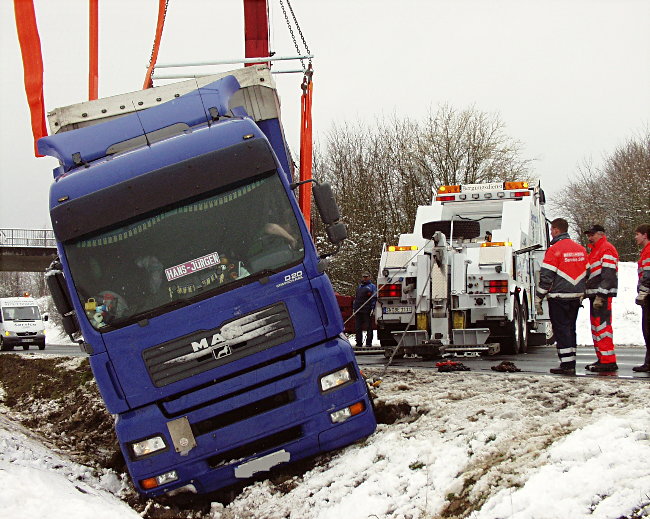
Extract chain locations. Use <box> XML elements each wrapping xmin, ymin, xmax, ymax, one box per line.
<box><xmin>278</xmin><ymin>0</ymin><xmax>310</xmax><ymax>71</ymax></box>
<box><xmin>285</xmin><ymin>0</ymin><xmax>311</xmax><ymax>59</ymax></box>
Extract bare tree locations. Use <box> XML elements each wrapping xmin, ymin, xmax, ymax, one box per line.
<box><xmin>313</xmin><ymin>106</ymin><xmax>533</xmax><ymax>293</ymax></box>
<box><xmin>553</xmin><ymin>128</ymin><xmax>650</xmax><ymax>261</ymax></box>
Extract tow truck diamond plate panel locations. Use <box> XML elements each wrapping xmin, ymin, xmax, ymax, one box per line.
<box><xmin>384</xmin><ymin>250</ymin><xmax>417</xmax><ymax>268</ymax></box>
<box><xmin>430</xmin><ymin>263</ymin><xmax>447</xmax><ymax>299</ymax></box>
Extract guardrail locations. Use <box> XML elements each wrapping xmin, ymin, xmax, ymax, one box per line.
<box><xmin>0</xmin><ymin>229</ymin><xmax>56</xmax><ymax>248</ymax></box>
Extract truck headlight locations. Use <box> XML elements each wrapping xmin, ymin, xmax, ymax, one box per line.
<box><xmin>4</xmin><ymin>331</ymin><xmax>14</xmax><ymax>337</ymax></box>
<box><xmin>130</xmin><ymin>435</ymin><xmax>167</xmax><ymax>458</ymax></box>
<box><xmin>320</xmin><ymin>366</ymin><xmax>352</xmax><ymax>392</ymax></box>
<box><xmin>330</xmin><ymin>401</ymin><xmax>366</xmax><ymax>423</ymax></box>
<box><xmin>140</xmin><ymin>470</ymin><xmax>179</xmax><ymax>490</ymax></box>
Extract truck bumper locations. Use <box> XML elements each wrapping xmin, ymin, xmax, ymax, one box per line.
<box><xmin>116</xmin><ymin>336</ymin><xmax>377</xmax><ymax>496</ymax></box>
<box><xmin>1</xmin><ymin>334</ymin><xmax>45</xmax><ymax>348</ymax></box>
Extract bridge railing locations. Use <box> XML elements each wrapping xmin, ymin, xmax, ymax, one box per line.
<box><xmin>0</xmin><ymin>228</ymin><xmax>56</xmax><ymax>248</ymax></box>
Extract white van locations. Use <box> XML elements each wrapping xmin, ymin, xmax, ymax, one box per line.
<box><xmin>0</xmin><ymin>296</ymin><xmax>48</xmax><ymax>351</ymax></box>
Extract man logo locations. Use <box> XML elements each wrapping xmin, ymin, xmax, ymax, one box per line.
<box><xmin>190</xmin><ymin>333</ymin><xmax>233</xmax><ymax>360</ymax></box>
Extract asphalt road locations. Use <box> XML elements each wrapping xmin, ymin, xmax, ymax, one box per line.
<box><xmin>355</xmin><ymin>345</ymin><xmax>650</xmax><ymax>381</ymax></box>
<box><xmin>6</xmin><ymin>342</ymin><xmax>649</xmax><ymax>381</ymax></box>
<box><xmin>9</xmin><ymin>343</ymin><xmax>85</xmax><ymax>357</ymax></box>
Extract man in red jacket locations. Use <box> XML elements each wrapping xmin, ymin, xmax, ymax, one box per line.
<box><xmin>583</xmin><ymin>224</ymin><xmax>619</xmax><ymax>372</ymax></box>
<box><xmin>535</xmin><ymin>218</ymin><xmax>588</xmax><ymax>375</ymax></box>
<box><xmin>633</xmin><ymin>223</ymin><xmax>650</xmax><ymax>372</ymax></box>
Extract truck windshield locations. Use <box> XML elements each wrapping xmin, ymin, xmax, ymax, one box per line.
<box><xmin>2</xmin><ymin>306</ymin><xmax>41</xmax><ymax>321</ymax></box>
<box><xmin>64</xmin><ymin>173</ymin><xmax>304</xmax><ymax>331</ymax></box>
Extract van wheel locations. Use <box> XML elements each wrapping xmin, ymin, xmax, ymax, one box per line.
<box><xmin>0</xmin><ymin>337</ymin><xmax>13</xmax><ymax>352</ymax></box>
<box><xmin>38</xmin><ymin>343</ymin><xmax>46</xmax><ymax>350</ymax></box>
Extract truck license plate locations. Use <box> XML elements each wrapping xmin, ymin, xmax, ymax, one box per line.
<box><xmin>23</xmin><ymin>339</ymin><xmax>34</xmax><ymax>343</ymax></box>
<box><xmin>383</xmin><ymin>306</ymin><xmax>412</xmax><ymax>314</ymax></box>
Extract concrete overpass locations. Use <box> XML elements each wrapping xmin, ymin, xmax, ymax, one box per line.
<box><xmin>0</xmin><ymin>229</ymin><xmax>57</xmax><ymax>272</ymax></box>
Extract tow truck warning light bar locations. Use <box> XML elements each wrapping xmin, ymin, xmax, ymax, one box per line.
<box><xmin>436</xmin><ymin>182</ymin><xmax>530</xmax><ymax>202</ymax></box>
<box><xmin>387</xmin><ymin>245</ymin><xmax>419</xmax><ymax>252</ymax></box>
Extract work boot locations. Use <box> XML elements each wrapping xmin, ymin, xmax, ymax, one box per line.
<box><xmin>589</xmin><ymin>362</ymin><xmax>618</xmax><ymax>372</ymax></box>
<box><xmin>584</xmin><ymin>361</ymin><xmax>600</xmax><ymax>371</ymax></box>
<box><xmin>633</xmin><ymin>351</ymin><xmax>650</xmax><ymax>372</ymax></box>
<box><xmin>550</xmin><ymin>366</ymin><xmax>576</xmax><ymax>375</ymax></box>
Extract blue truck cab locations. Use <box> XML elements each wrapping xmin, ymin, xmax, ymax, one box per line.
<box><xmin>40</xmin><ymin>66</ymin><xmax>376</xmax><ymax>496</ymax></box>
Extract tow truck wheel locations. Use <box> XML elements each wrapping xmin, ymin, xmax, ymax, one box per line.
<box><xmin>519</xmin><ymin>300</ymin><xmax>529</xmax><ymax>353</ymax></box>
<box><xmin>501</xmin><ymin>300</ymin><xmax>522</xmax><ymax>355</ymax></box>
<box><xmin>22</xmin><ymin>344</ymin><xmax>29</xmax><ymax>350</ymax></box>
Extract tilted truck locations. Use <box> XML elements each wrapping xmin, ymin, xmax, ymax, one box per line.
<box><xmin>375</xmin><ymin>181</ymin><xmax>552</xmax><ymax>358</ymax></box>
<box><xmin>41</xmin><ymin>65</ymin><xmax>376</xmax><ymax>496</ymax></box>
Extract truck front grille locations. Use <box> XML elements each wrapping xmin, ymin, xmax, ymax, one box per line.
<box><xmin>143</xmin><ymin>302</ymin><xmax>294</xmax><ymax>387</ymax></box>
<box><xmin>193</xmin><ymin>390</ymin><xmax>296</xmax><ymax>436</ymax></box>
<box><xmin>206</xmin><ymin>425</ymin><xmax>302</xmax><ymax>468</ymax></box>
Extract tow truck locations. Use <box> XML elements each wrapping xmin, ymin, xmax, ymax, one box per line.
<box><xmin>375</xmin><ymin>181</ymin><xmax>552</xmax><ymax>359</ymax></box>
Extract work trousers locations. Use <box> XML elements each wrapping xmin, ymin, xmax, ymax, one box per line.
<box><xmin>589</xmin><ymin>297</ymin><xmax>617</xmax><ymax>364</ymax></box>
<box><xmin>355</xmin><ymin>311</ymin><xmax>373</xmax><ymax>347</ymax></box>
<box><xmin>548</xmin><ymin>298</ymin><xmax>581</xmax><ymax>368</ymax></box>
<box><xmin>643</xmin><ymin>300</ymin><xmax>650</xmax><ymax>362</ymax></box>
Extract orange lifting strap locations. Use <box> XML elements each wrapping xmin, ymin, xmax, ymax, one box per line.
<box><xmin>143</xmin><ymin>0</ymin><xmax>169</xmax><ymax>89</ymax></box>
<box><xmin>13</xmin><ymin>0</ymin><xmax>47</xmax><ymax>156</ymax></box>
<box><xmin>298</xmin><ymin>65</ymin><xmax>314</xmax><ymax>230</ymax></box>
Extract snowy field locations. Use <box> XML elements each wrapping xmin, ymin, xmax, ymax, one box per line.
<box><xmin>1</xmin><ymin>262</ymin><xmax>647</xmax><ymax>519</ymax></box>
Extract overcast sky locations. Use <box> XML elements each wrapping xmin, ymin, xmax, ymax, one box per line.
<box><xmin>1</xmin><ymin>0</ymin><xmax>648</xmax><ymax>229</ymax></box>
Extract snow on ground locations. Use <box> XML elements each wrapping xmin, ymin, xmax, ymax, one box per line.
<box><xmin>0</xmin><ymin>413</ymin><xmax>139</xmax><ymax>519</ymax></box>
<box><xmin>2</xmin><ymin>371</ymin><xmax>649</xmax><ymax>519</ymax></box>
<box><xmin>0</xmin><ymin>262</ymin><xmax>647</xmax><ymax>519</ymax></box>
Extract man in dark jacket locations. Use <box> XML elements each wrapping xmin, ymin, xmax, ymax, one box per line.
<box><xmin>583</xmin><ymin>224</ymin><xmax>619</xmax><ymax>372</ymax></box>
<box><xmin>353</xmin><ymin>272</ymin><xmax>377</xmax><ymax>347</ymax></box>
<box><xmin>535</xmin><ymin>218</ymin><xmax>587</xmax><ymax>375</ymax></box>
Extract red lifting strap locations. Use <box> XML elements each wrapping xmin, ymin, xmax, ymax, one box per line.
<box><xmin>89</xmin><ymin>0</ymin><xmax>98</xmax><ymax>100</ymax></box>
<box><xmin>298</xmin><ymin>65</ymin><xmax>314</xmax><ymax>230</ymax></box>
<box><xmin>143</xmin><ymin>0</ymin><xmax>168</xmax><ymax>89</ymax></box>
<box><xmin>13</xmin><ymin>0</ymin><xmax>47</xmax><ymax>157</ymax></box>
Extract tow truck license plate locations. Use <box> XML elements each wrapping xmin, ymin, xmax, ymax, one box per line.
<box><xmin>23</xmin><ymin>339</ymin><xmax>34</xmax><ymax>343</ymax></box>
<box><xmin>383</xmin><ymin>306</ymin><xmax>412</xmax><ymax>314</ymax></box>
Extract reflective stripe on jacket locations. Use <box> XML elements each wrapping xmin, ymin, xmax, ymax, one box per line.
<box><xmin>537</xmin><ymin>233</ymin><xmax>587</xmax><ymax>300</ymax></box>
<box><xmin>639</xmin><ymin>242</ymin><xmax>650</xmax><ymax>295</ymax></box>
<box><xmin>586</xmin><ymin>236</ymin><xmax>619</xmax><ymax>298</ymax></box>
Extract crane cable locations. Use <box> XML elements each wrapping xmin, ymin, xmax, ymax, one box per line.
<box><xmin>278</xmin><ymin>0</ymin><xmax>314</xmax><ymax>228</ymax></box>
<box><xmin>143</xmin><ymin>0</ymin><xmax>169</xmax><ymax>89</ymax></box>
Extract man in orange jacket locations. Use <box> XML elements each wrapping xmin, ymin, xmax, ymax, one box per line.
<box><xmin>633</xmin><ymin>223</ymin><xmax>650</xmax><ymax>372</ymax></box>
<box><xmin>535</xmin><ymin>218</ymin><xmax>588</xmax><ymax>375</ymax></box>
<box><xmin>583</xmin><ymin>224</ymin><xmax>619</xmax><ymax>372</ymax></box>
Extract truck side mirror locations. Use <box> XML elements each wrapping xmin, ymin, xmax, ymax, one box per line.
<box><xmin>43</xmin><ymin>312</ymin><xmax>49</xmax><ymax>322</ymax></box>
<box><xmin>46</xmin><ymin>262</ymin><xmax>80</xmax><ymax>340</ymax></box>
<box><xmin>313</xmin><ymin>182</ymin><xmax>347</xmax><ymax>245</ymax></box>
<box><xmin>312</xmin><ymin>182</ymin><xmax>340</xmax><ymax>224</ymax></box>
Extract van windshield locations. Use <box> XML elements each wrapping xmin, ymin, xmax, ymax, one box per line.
<box><xmin>2</xmin><ymin>306</ymin><xmax>41</xmax><ymax>321</ymax></box>
<box><xmin>64</xmin><ymin>173</ymin><xmax>304</xmax><ymax>331</ymax></box>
